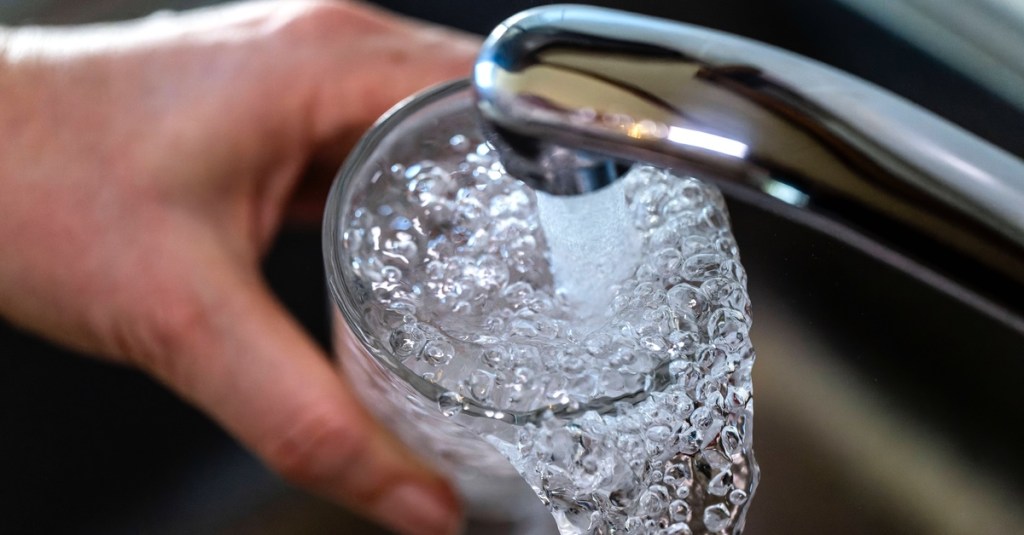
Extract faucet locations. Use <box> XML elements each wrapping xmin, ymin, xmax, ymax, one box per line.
<box><xmin>473</xmin><ymin>4</ymin><xmax>1024</xmax><ymax>331</ymax></box>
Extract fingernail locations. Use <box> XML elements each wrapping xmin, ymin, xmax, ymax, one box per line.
<box><xmin>376</xmin><ymin>483</ymin><xmax>460</xmax><ymax>535</ymax></box>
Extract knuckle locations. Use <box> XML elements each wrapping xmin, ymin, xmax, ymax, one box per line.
<box><xmin>111</xmin><ymin>293</ymin><xmax>210</xmax><ymax>383</ymax></box>
<box><xmin>271</xmin><ymin>0</ymin><xmax>388</xmax><ymax>43</ymax></box>
<box><xmin>265</xmin><ymin>406</ymin><xmax>368</xmax><ymax>488</ymax></box>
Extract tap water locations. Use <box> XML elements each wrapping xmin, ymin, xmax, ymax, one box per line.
<box><xmin>342</xmin><ymin>134</ymin><xmax>758</xmax><ymax>534</ymax></box>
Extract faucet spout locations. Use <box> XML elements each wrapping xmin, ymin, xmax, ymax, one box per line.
<box><xmin>473</xmin><ymin>4</ymin><xmax>1024</xmax><ymax>325</ymax></box>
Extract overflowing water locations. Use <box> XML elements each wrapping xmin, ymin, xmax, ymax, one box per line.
<box><xmin>342</xmin><ymin>135</ymin><xmax>758</xmax><ymax>534</ymax></box>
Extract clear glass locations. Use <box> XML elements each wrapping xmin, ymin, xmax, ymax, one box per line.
<box><xmin>323</xmin><ymin>80</ymin><xmax>548</xmax><ymax>525</ymax></box>
<box><xmin>323</xmin><ymin>79</ymin><xmax>759</xmax><ymax>534</ymax></box>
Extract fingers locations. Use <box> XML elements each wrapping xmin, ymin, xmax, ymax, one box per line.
<box><xmin>144</xmin><ymin>262</ymin><xmax>461</xmax><ymax>535</ymax></box>
<box><xmin>286</xmin><ymin>0</ymin><xmax>481</xmax><ymax>145</ymax></box>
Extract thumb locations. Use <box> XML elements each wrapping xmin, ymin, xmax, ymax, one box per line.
<box><xmin>143</xmin><ymin>264</ymin><xmax>461</xmax><ymax>535</ymax></box>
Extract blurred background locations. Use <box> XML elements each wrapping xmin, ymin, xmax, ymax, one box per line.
<box><xmin>2</xmin><ymin>1</ymin><xmax>1023</xmax><ymax>534</ymax></box>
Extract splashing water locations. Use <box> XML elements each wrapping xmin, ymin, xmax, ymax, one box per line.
<box><xmin>342</xmin><ymin>134</ymin><xmax>758</xmax><ymax>534</ymax></box>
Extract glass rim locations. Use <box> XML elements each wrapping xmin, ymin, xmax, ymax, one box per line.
<box><xmin>322</xmin><ymin>78</ymin><xmax>647</xmax><ymax>425</ymax></box>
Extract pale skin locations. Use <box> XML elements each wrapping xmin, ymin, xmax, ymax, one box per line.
<box><xmin>0</xmin><ymin>2</ymin><xmax>480</xmax><ymax>534</ymax></box>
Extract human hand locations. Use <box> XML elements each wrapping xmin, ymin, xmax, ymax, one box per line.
<box><xmin>0</xmin><ymin>2</ymin><xmax>478</xmax><ymax>534</ymax></box>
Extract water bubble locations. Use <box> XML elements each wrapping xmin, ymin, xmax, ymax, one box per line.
<box><xmin>720</xmin><ymin>425</ymin><xmax>742</xmax><ymax>457</ymax></box>
<box><xmin>728</xmin><ymin>489</ymin><xmax>748</xmax><ymax>505</ymax></box>
<box><xmin>380</xmin><ymin>265</ymin><xmax>402</xmax><ymax>284</ymax></box>
<box><xmin>666</xmin><ymin>283</ymin><xmax>706</xmax><ymax>320</ymax></box>
<box><xmin>502</xmin><ymin>281</ymin><xmax>534</xmax><ymax>301</ymax></box>
<box><xmin>699</xmin><ymin>205</ymin><xmax>728</xmax><ymax>231</ymax></box>
<box><xmin>422</xmin><ymin>340</ymin><xmax>454</xmax><ymax>366</ymax></box>
<box><xmin>609</xmin><ymin>487</ymin><xmax>637</xmax><ymax>510</ymax></box>
<box><xmin>388</xmin><ymin>324</ymin><xmax>425</xmax><ymax>360</ymax></box>
<box><xmin>482</xmin><ymin>347</ymin><xmax>509</xmax><ymax>369</ymax></box>
<box><xmin>702</xmin><ymin>504</ymin><xmax>731</xmax><ymax>532</ymax></box>
<box><xmin>510</xmin><ymin>318</ymin><xmax>540</xmax><ymax>338</ymax></box>
<box><xmin>690</xmin><ymin>407</ymin><xmax>714</xmax><ymax>431</ymax></box>
<box><xmin>664</xmin><ymin>522</ymin><xmax>693</xmax><ymax>535</ymax></box>
<box><xmin>449</xmin><ymin>134</ymin><xmax>470</xmax><ymax>152</ymax></box>
<box><xmin>473</xmin><ymin>255</ymin><xmax>510</xmax><ymax>290</ymax></box>
<box><xmin>585</xmin><ymin>333</ymin><xmax>613</xmax><ymax>355</ymax></box>
<box><xmin>679</xmin><ymin>180</ymin><xmax>707</xmax><ymax>205</ymax></box>
<box><xmin>664</xmin><ymin>457</ymin><xmax>693</xmax><ymax>486</ymax></box>
<box><xmin>708</xmin><ymin>470</ymin><xmax>733</xmax><ymax>496</ymax></box>
<box><xmin>638</xmin><ymin>488</ymin><xmax>668</xmax><ymax>516</ymax></box>
<box><xmin>707</xmin><ymin>308</ymin><xmax>749</xmax><ymax>351</ymax></box>
<box><xmin>343</xmin><ymin>157</ymin><xmax>758</xmax><ymax>532</ymax></box>
<box><xmin>703</xmin><ymin>449</ymin><xmax>731</xmax><ymax>471</ymax></box>
<box><xmin>725</xmin><ymin>386</ymin><xmax>750</xmax><ymax>410</ymax></box>
<box><xmin>467</xmin><ymin>370</ymin><xmax>495</xmax><ymax>401</ymax></box>
<box><xmin>489</xmin><ymin>189</ymin><xmax>532</xmax><ymax>218</ymax></box>
<box><xmin>653</xmin><ymin>248</ymin><xmax>683</xmax><ymax>275</ymax></box>
<box><xmin>682</xmin><ymin>254</ymin><xmax>722</xmax><ymax>281</ymax></box>
<box><xmin>437</xmin><ymin>391</ymin><xmax>465</xmax><ymax>418</ymax></box>
<box><xmin>680</xmin><ymin>428</ymin><xmax>703</xmax><ymax>454</ymax></box>
<box><xmin>641</xmin><ymin>335</ymin><xmax>667</xmax><ymax>352</ymax></box>
<box><xmin>668</xmin><ymin>499</ymin><xmax>691</xmax><ymax>523</ymax></box>
<box><xmin>646</xmin><ymin>425</ymin><xmax>672</xmax><ymax>443</ymax></box>
<box><xmin>667</xmin><ymin>330</ymin><xmax>700</xmax><ymax>354</ymax></box>
<box><xmin>383</xmin><ymin>232</ymin><xmax>418</xmax><ymax>260</ymax></box>
<box><xmin>407</xmin><ymin>164</ymin><xmax>454</xmax><ymax>206</ymax></box>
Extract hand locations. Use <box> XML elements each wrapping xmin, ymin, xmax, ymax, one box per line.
<box><xmin>0</xmin><ymin>2</ymin><xmax>478</xmax><ymax>534</ymax></box>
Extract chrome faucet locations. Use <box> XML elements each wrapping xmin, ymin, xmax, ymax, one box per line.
<box><xmin>472</xmin><ymin>4</ymin><xmax>1024</xmax><ymax>331</ymax></box>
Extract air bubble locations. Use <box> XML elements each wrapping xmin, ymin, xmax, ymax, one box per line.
<box><xmin>423</xmin><ymin>340</ymin><xmax>454</xmax><ymax>366</ymax></box>
<box><xmin>437</xmin><ymin>391</ymin><xmax>464</xmax><ymax>418</ymax></box>
<box><xmin>720</xmin><ymin>426</ymin><xmax>742</xmax><ymax>457</ymax></box>
<box><xmin>708</xmin><ymin>470</ymin><xmax>733</xmax><ymax>496</ymax></box>
<box><xmin>668</xmin><ymin>499</ymin><xmax>691</xmax><ymax>523</ymax></box>
<box><xmin>343</xmin><ymin>157</ymin><xmax>757</xmax><ymax>532</ymax></box>
<box><xmin>388</xmin><ymin>324</ymin><xmax>424</xmax><ymax>361</ymax></box>
<box><xmin>449</xmin><ymin>134</ymin><xmax>470</xmax><ymax>152</ymax></box>
<box><xmin>728</xmin><ymin>489</ymin><xmax>748</xmax><ymax>505</ymax></box>
<box><xmin>646</xmin><ymin>425</ymin><xmax>672</xmax><ymax>443</ymax></box>
<box><xmin>702</xmin><ymin>504</ymin><xmax>731</xmax><ymax>532</ymax></box>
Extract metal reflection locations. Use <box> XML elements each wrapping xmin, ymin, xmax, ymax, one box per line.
<box><xmin>473</xmin><ymin>4</ymin><xmax>1024</xmax><ymax>320</ymax></box>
